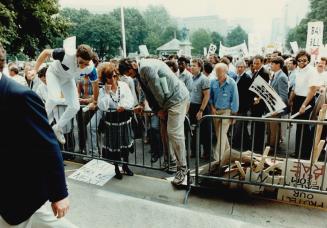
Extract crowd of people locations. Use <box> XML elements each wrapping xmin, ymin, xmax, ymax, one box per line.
<box><xmin>4</xmin><ymin>46</ymin><xmax>327</xmax><ymax>186</ymax></box>
<box><xmin>2</xmin><ymin>41</ymin><xmax>327</xmax><ymax>227</ymax></box>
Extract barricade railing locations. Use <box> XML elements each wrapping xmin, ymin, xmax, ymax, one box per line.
<box><xmin>52</xmin><ymin>105</ymin><xmax>192</xmax><ymax>175</ymax></box>
<box><xmin>193</xmin><ymin>114</ymin><xmax>327</xmax><ymax>197</ymax></box>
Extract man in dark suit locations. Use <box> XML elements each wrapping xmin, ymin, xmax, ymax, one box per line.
<box><xmin>0</xmin><ymin>47</ymin><xmax>75</xmax><ymax>227</ymax></box>
<box><xmin>250</xmin><ymin>55</ymin><xmax>270</xmax><ymax>153</ymax></box>
<box><xmin>232</xmin><ymin>60</ymin><xmax>252</xmax><ymax>150</ymax></box>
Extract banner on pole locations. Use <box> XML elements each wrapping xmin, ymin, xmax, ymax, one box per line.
<box><xmin>290</xmin><ymin>41</ymin><xmax>299</xmax><ymax>54</ymax></box>
<box><xmin>249</xmin><ymin>76</ymin><xmax>286</xmax><ymax>114</ymax></box>
<box><xmin>219</xmin><ymin>41</ymin><xmax>249</xmax><ymax>58</ymax></box>
<box><xmin>306</xmin><ymin>21</ymin><xmax>324</xmax><ymax>56</ymax></box>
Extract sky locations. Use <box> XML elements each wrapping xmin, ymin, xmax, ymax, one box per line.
<box><xmin>59</xmin><ymin>0</ymin><xmax>286</xmax><ymax>20</ymax></box>
<box><xmin>59</xmin><ymin>0</ymin><xmax>309</xmax><ymax>43</ymax></box>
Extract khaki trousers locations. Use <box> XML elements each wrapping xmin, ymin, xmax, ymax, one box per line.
<box><xmin>213</xmin><ymin>109</ymin><xmax>231</xmax><ymax>162</ymax></box>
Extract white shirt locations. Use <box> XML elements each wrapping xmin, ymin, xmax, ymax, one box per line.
<box><xmin>98</xmin><ymin>81</ymin><xmax>135</xmax><ymax>111</ymax></box>
<box><xmin>294</xmin><ymin>65</ymin><xmax>321</xmax><ymax>97</ymax></box>
<box><xmin>10</xmin><ymin>74</ymin><xmax>28</xmax><ymax>87</ymax></box>
<box><xmin>0</xmin><ymin>72</ymin><xmax>2</xmax><ymax>80</ymax></box>
<box><xmin>36</xmin><ymin>82</ymin><xmax>48</xmax><ymax>102</ymax></box>
<box><xmin>317</xmin><ymin>71</ymin><xmax>327</xmax><ymax>86</ymax></box>
<box><xmin>120</xmin><ymin>75</ymin><xmax>138</xmax><ymax>106</ymax></box>
<box><xmin>48</xmin><ymin>50</ymin><xmax>95</xmax><ymax>82</ymax></box>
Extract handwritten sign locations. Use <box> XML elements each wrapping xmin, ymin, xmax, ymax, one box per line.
<box><xmin>306</xmin><ymin>21</ymin><xmax>324</xmax><ymax>56</ymax></box>
<box><xmin>69</xmin><ymin>159</ymin><xmax>116</xmax><ymax>186</ymax></box>
<box><xmin>277</xmin><ymin>189</ymin><xmax>327</xmax><ymax>208</ymax></box>
<box><xmin>249</xmin><ymin>76</ymin><xmax>286</xmax><ymax>114</ymax></box>
<box><xmin>219</xmin><ymin>41</ymin><xmax>249</xmax><ymax>58</ymax></box>
<box><xmin>282</xmin><ymin>159</ymin><xmax>327</xmax><ymax>191</ymax></box>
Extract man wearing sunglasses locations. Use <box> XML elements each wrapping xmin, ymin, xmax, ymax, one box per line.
<box><xmin>28</xmin><ymin>44</ymin><xmax>99</xmax><ymax>144</ymax></box>
<box><xmin>288</xmin><ymin>50</ymin><xmax>322</xmax><ymax>159</ymax></box>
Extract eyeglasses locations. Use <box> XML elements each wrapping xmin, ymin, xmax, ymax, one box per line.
<box><xmin>297</xmin><ymin>59</ymin><xmax>308</xmax><ymax>63</ymax></box>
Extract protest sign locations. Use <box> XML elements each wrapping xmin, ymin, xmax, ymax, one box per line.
<box><xmin>249</xmin><ymin>76</ymin><xmax>286</xmax><ymax>114</ymax></box>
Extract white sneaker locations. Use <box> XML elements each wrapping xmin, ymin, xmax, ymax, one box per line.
<box><xmin>172</xmin><ymin>166</ymin><xmax>188</xmax><ymax>185</ymax></box>
<box><xmin>53</xmin><ymin>124</ymin><xmax>66</xmax><ymax>144</ymax></box>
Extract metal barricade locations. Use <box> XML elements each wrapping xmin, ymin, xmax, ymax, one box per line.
<box><xmin>52</xmin><ymin>105</ymin><xmax>192</xmax><ymax>178</ymax></box>
<box><xmin>192</xmin><ymin>114</ymin><xmax>327</xmax><ymax>198</ymax></box>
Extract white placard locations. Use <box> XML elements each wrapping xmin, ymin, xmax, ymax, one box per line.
<box><xmin>69</xmin><ymin>159</ymin><xmax>116</xmax><ymax>186</ymax></box>
<box><xmin>290</xmin><ymin>41</ymin><xmax>299</xmax><ymax>54</ymax></box>
<box><xmin>282</xmin><ymin>159</ymin><xmax>327</xmax><ymax>191</ymax></box>
<box><xmin>219</xmin><ymin>41</ymin><xmax>249</xmax><ymax>58</ymax></box>
<box><xmin>63</xmin><ymin>36</ymin><xmax>76</xmax><ymax>55</ymax></box>
<box><xmin>208</xmin><ymin>43</ymin><xmax>217</xmax><ymax>55</ymax></box>
<box><xmin>249</xmin><ymin>76</ymin><xmax>287</xmax><ymax>114</ymax></box>
<box><xmin>306</xmin><ymin>21</ymin><xmax>324</xmax><ymax>56</ymax></box>
<box><xmin>277</xmin><ymin>189</ymin><xmax>327</xmax><ymax>208</ymax></box>
<box><xmin>139</xmin><ymin>45</ymin><xmax>149</xmax><ymax>57</ymax></box>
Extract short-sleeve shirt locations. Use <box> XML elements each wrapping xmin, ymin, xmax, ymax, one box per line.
<box><xmin>294</xmin><ymin>65</ymin><xmax>321</xmax><ymax>96</ymax></box>
<box><xmin>50</xmin><ymin>48</ymin><xmax>97</xmax><ymax>82</ymax></box>
<box><xmin>190</xmin><ymin>73</ymin><xmax>210</xmax><ymax>104</ymax></box>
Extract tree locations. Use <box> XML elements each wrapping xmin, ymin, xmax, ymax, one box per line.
<box><xmin>111</xmin><ymin>7</ymin><xmax>148</xmax><ymax>54</ymax></box>
<box><xmin>286</xmin><ymin>0</ymin><xmax>327</xmax><ymax>50</ymax></box>
<box><xmin>190</xmin><ymin>29</ymin><xmax>212</xmax><ymax>56</ymax></box>
<box><xmin>211</xmin><ymin>31</ymin><xmax>224</xmax><ymax>51</ymax></box>
<box><xmin>2</xmin><ymin>0</ymin><xmax>70</xmax><ymax>57</ymax></box>
<box><xmin>143</xmin><ymin>5</ymin><xmax>176</xmax><ymax>53</ymax></box>
<box><xmin>225</xmin><ymin>25</ymin><xmax>248</xmax><ymax>47</ymax></box>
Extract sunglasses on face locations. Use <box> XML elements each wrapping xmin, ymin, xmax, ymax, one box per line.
<box><xmin>297</xmin><ymin>59</ymin><xmax>308</xmax><ymax>63</ymax></box>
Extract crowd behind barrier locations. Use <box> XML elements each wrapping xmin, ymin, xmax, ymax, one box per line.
<box><xmin>5</xmin><ymin>49</ymin><xmax>327</xmax><ymax>195</ymax></box>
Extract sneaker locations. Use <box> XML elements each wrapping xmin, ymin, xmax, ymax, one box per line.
<box><xmin>53</xmin><ymin>124</ymin><xmax>66</xmax><ymax>144</ymax></box>
<box><xmin>172</xmin><ymin>166</ymin><xmax>188</xmax><ymax>185</ymax></box>
<box><xmin>163</xmin><ymin>159</ymin><xmax>177</xmax><ymax>171</ymax></box>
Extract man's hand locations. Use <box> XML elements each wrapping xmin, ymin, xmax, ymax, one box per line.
<box><xmin>79</xmin><ymin>98</ymin><xmax>90</xmax><ymax>105</ymax></box>
<box><xmin>51</xmin><ymin>197</ymin><xmax>70</xmax><ymax>219</ymax></box>
<box><xmin>157</xmin><ymin>110</ymin><xmax>167</xmax><ymax>120</ymax></box>
<box><xmin>196</xmin><ymin>111</ymin><xmax>203</xmax><ymax>121</ymax></box>
<box><xmin>26</xmin><ymin>69</ymin><xmax>36</xmax><ymax>81</ymax></box>
<box><xmin>211</xmin><ymin>107</ymin><xmax>217</xmax><ymax>115</ymax></box>
<box><xmin>299</xmin><ymin>105</ymin><xmax>306</xmax><ymax>114</ymax></box>
<box><xmin>253</xmin><ymin>97</ymin><xmax>260</xmax><ymax>105</ymax></box>
<box><xmin>134</xmin><ymin>105</ymin><xmax>144</xmax><ymax>114</ymax></box>
<box><xmin>88</xmin><ymin>102</ymin><xmax>97</xmax><ymax>110</ymax></box>
<box><xmin>117</xmin><ymin>106</ymin><xmax>125</xmax><ymax>112</ymax></box>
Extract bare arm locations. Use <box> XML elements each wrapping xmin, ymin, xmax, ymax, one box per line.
<box><xmin>34</xmin><ymin>49</ymin><xmax>52</xmax><ymax>72</ymax></box>
<box><xmin>27</xmin><ymin>49</ymin><xmax>52</xmax><ymax>80</ymax></box>
<box><xmin>196</xmin><ymin>89</ymin><xmax>210</xmax><ymax>120</ymax></box>
<box><xmin>299</xmin><ymin>86</ymin><xmax>319</xmax><ymax>113</ymax></box>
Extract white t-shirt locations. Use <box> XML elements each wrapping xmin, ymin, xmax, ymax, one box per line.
<box><xmin>294</xmin><ymin>65</ymin><xmax>321</xmax><ymax>97</ymax></box>
<box><xmin>317</xmin><ymin>71</ymin><xmax>327</xmax><ymax>87</ymax></box>
<box><xmin>48</xmin><ymin>48</ymin><xmax>96</xmax><ymax>82</ymax></box>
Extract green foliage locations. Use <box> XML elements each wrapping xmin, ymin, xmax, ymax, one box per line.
<box><xmin>111</xmin><ymin>8</ymin><xmax>148</xmax><ymax>54</ymax></box>
<box><xmin>211</xmin><ymin>31</ymin><xmax>224</xmax><ymax>51</ymax></box>
<box><xmin>1</xmin><ymin>0</ymin><xmax>70</xmax><ymax>58</ymax></box>
<box><xmin>190</xmin><ymin>29</ymin><xmax>212</xmax><ymax>55</ymax></box>
<box><xmin>286</xmin><ymin>0</ymin><xmax>327</xmax><ymax>50</ymax></box>
<box><xmin>225</xmin><ymin>26</ymin><xmax>248</xmax><ymax>47</ymax></box>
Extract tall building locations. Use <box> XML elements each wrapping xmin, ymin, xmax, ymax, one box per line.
<box><xmin>284</xmin><ymin>0</ymin><xmax>309</xmax><ymax>29</ymax></box>
<box><xmin>176</xmin><ymin>15</ymin><xmax>228</xmax><ymax>35</ymax></box>
<box><xmin>227</xmin><ymin>18</ymin><xmax>255</xmax><ymax>34</ymax></box>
